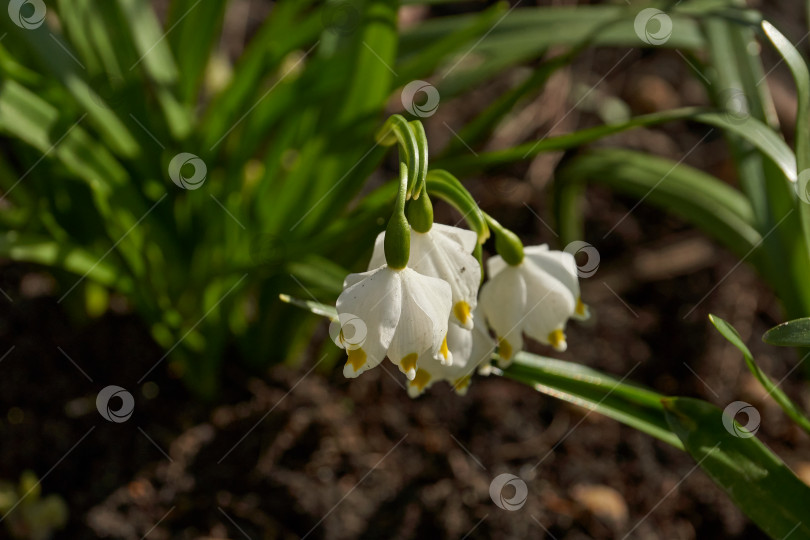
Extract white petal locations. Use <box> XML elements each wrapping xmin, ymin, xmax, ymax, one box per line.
<box><xmin>519</xmin><ymin>261</ymin><xmax>575</xmax><ymax>349</ymax></box>
<box><xmin>442</xmin><ymin>324</ymin><xmax>479</xmax><ymax>394</ymax></box>
<box><xmin>479</xmin><ymin>266</ymin><xmax>528</xmax><ymax>342</ymax></box>
<box><xmin>367</xmin><ymin>231</ymin><xmax>386</xmax><ymax>271</ymax></box>
<box><xmin>431</xmin><ymin>223</ymin><xmax>477</xmax><ymax>253</ymax></box>
<box><xmin>404</xmin><ymin>323</ymin><xmax>474</xmax><ymax>398</ymax></box>
<box><xmin>387</xmin><ymin>269</ymin><xmax>452</xmax><ymax>377</ymax></box>
<box><xmin>523</xmin><ymin>244</ymin><xmax>550</xmax><ymax>255</ymax></box>
<box><xmin>343</xmin><ymin>268</ymin><xmax>372</xmax><ymax>290</ymax></box>
<box><xmin>485</xmin><ymin>254</ymin><xmax>508</xmax><ymax>278</ymax></box>
<box><xmin>488</xmin><ymin>244</ymin><xmax>549</xmax><ymax>278</ymax></box>
<box><xmin>469</xmin><ymin>309</ymin><xmax>496</xmax><ymax>369</ymax></box>
<box><xmin>446</xmin><ymin>322</ymin><xmax>473</xmax><ymax>369</ymax></box>
<box><xmin>524</xmin><ymin>247</ymin><xmax>579</xmax><ymax>301</ymax></box>
<box><xmin>336</xmin><ymin>267</ymin><xmax>402</xmax><ymax>378</ymax></box>
<box><xmin>525</xmin><ymin>245</ymin><xmax>589</xmax><ymax>320</ymax></box>
<box><xmin>409</xmin><ymin>230</ymin><xmax>480</xmax><ymax>329</ymax></box>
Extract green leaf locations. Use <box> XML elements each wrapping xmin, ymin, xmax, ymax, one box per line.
<box><xmin>199</xmin><ymin>0</ymin><xmax>321</xmax><ymax>154</ymax></box>
<box><xmin>761</xmin><ymin>20</ymin><xmax>809</xmax><ymax>176</ymax></box>
<box><xmin>763</xmin><ymin>317</ymin><xmax>810</xmax><ymax>347</ymax></box>
<box><xmin>504</xmin><ymin>352</ymin><xmax>683</xmax><ymax>449</ymax></box>
<box><xmin>0</xmin><ymin>17</ymin><xmax>140</xmax><ymax>158</ymax></box>
<box><xmin>394</xmin><ymin>2</ymin><xmax>507</xmax><ymax>87</ymax></box>
<box><xmin>166</xmin><ymin>0</ymin><xmax>228</xmax><ymax>104</ymax></box>
<box><xmin>556</xmin><ymin>149</ymin><xmax>761</xmax><ymax>258</ymax></box>
<box><xmin>438</xmin><ymin>108</ymin><xmax>796</xmax><ymax>182</ymax></box>
<box><xmin>116</xmin><ymin>0</ymin><xmax>192</xmax><ymax>139</ymax></box>
<box><xmin>0</xmin><ymin>232</ymin><xmax>129</xmax><ymax>290</ymax></box>
<box><xmin>278</xmin><ymin>294</ymin><xmax>337</xmax><ymax>321</ymax></box>
<box><xmin>663</xmin><ymin>397</ymin><xmax>810</xmax><ymax>540</ymax></box>
<box><xmin>0</xmin><ymin>79</ymin><xmax>128</xmax><ymax>192</ymax></box>
<box><xmin>704</xmin><ymin>16</ymin><xmax>810</xmax><ymax>320</ymax></box>
<box><xmin>396</xmin><ymin>3</ymin><xmax>764</xmax><ymax>98</ymax></box>
<box><xmin>693</xmin><ymin>111</ymin><xmax>796</xmax><ymax>182</ymax></box>
<box><xmin>761</xmin><ymin>20</ymin><xmax>810</xmax><ymax>271</ymax></box>
<box><xmin>710</xmin><ymin>315</ymin><xmax>810</xmax><ymax>435</ymax></box>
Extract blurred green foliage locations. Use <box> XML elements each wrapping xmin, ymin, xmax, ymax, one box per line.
<box><xmin>0</xmin><ymin>470</ymin><xmax>68</xmax><ymax>540</ymax></box>
<box><xmin>1</xmin><ymin>0</ymin><xmax>810</xmax><ymax>399</ymax></box>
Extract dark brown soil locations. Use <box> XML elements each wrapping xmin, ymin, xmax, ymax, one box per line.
<box><xmin>3</xmin><ymin>2</ymin><xmax>810</xmax><ymax>539</ymax></box>
<box><xmin>3</xmin><ymin>175</ymin><xmax>809</xmax><ymax>539</ymax></box>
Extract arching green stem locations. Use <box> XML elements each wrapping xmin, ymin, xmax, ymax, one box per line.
<box><xmin>426</xmin><ymin>169</ymin><xmax>489</xmax><ymax>242</ymax></box>
<box><xmin>384</xmin><ymin>162</ymin><xmax>411</xmax><ymax>269</ymax></box>
<box><xmin>408</xmin><ymin>120</ymin><xmax>429</xmax><ymax>199</ymax></box>
<box><xmin>376</xmin><ymin>115</ymin><xmax>420</xmax><ymax>198</ymax></box>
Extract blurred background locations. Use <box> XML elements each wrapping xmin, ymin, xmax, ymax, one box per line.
<box><xmin>1</xmin><ymin>0</ymin><xmax>809</xmax><ymax>538</ymax></box>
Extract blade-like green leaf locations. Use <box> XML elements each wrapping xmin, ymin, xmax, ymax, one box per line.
<box><xmin>438</xmin><ymin>108</ymin><xmax>796</xmax><ymax>182</ymax></box>
<box><xmin>556</xmin><ymin>149</ymin><xmax>761</xmax><ymax>258</ymax></box>
<box><xmin>761</xmin><ymin>20</ymin><xmax>810</xmax><ymax>265</ymax></box>
<box><xmin>0</xmin><ymin>232</ymin><xmax>129</xmax><ymax>291</ymax></box>
<box><xmin>763</xmin><ymin>317</ymin><xmax>810</xmax><ymax>347</ymax></box>
<box><xmin>278</xmin><ymin>294</ymin><xmax>337</xmax><ymax>321</ymax></box>
<box><xmin>501</xmin><ymin>353</ymin><xmax>683</xmax><ymax>448</ymax></box>
<box><xmin>166</xmin><ymin>0</ymin><xmax>228</xmax><ymax>104</ymax></box>
<box><xmin>710</xmin><ymin>315</ymin><xmax>810</xmax><ymax>434</ymax></box>
<box><xmin>704</xmin><ymin>15</ymin><xmax>810</xmax><ymax>320</ymax></box>
<box><xmin>116</xmin><ymin>0</ymin><xmax>192</xmax><ymax>139</ymax></box>
<box><xmin>663</xmin><ymin>397</ymin><xmax>810</xmax><ymax>540</ymax></box>
<box><xmin>0</xmin><ymin>18</ymin><xmax>140</xmax><ymax>157</ymax></box>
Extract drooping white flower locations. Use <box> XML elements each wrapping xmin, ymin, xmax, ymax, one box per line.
<box><xmin>335</xmin><ymin>265</ymin><xmax>452</xmax><ymax>380</ymax></box>
<box><xmin>369</xmin><ymin>223</ymin><xmax>481</xmax><ymax>329</ymax></box>
<box><xmin>480</xmin><ymin>245</ymin><xmax>584</xmax><ymax>365</ymax></box>
<box><xmin>406</xmin><ymin>309</ymin><xmax>496</xmax><ymax>398</ymax></box>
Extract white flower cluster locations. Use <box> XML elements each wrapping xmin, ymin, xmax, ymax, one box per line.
<box><xmin>333</xmin><ymin>222</ymin><xmax>589</xmax><ymax>398</ymax></box>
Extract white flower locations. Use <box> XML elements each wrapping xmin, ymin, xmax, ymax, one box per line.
<box><xmin>369</xmin><ymin>223</ymin><xmax>481</xmax><ymax>329</ymax></box>
<box><xmin>480</xmin><ymin>245</ymin><xmax>585</xmax><ymax>365</ymax></box>
<box><xmin>406</xmin><ymin>309</ymin><xmax>496</xmax><ymax>398</ymax></box>
<box><xmin>335</xmin><ymin>265</ymin><xmax>453</xmax><ymax>380</ymax></box>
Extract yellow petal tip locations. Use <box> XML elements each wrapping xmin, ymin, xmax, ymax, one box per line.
<box><xmin>575</xmin><ymin>297</ymin><xmax>590</xmax><ymax>319</ymax></box>
<box><xmin>346</xmin><ymin>348</ymin><xmax>367</xmax><ymax>372</ymax></box>
<box><xmin>453</xmin><ymin>301</ymin><xmax>471</xmax><ymax>326</ymax></box>
<box><xmin>439</xmin><ymin>336</ymin><xmax>450</xmax><ymax>365</ymax></box>
<box><xmin>409</xmin><ymin>368</ymin><xmax>432</xmax><ymax>393</ymax></box>
<box><xmin>497</xmin><ymin>337</ymin><xmax>513</xmax><ymax>361</ymax></box>
<box><xmin>548</xmin><ymin>329</ymin><xmax>567</xmax><ymax>351</ymax></box>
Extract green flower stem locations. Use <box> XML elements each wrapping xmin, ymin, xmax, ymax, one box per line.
<box><xmin>425</xmin><ymin>169</ymin><xmax>489</xmax><ymax>243</ymax></box>
<box><xmin>408</xmin><ymin>120</ymin><xmax>429</xmax><ymax>199</ymax></box>
<box><xmin>384</xmin><ymin>162</ymin><xmax>411</xmax><ymax>269</ymax></box>
<box><xmin>376</xmin><ymin>114</ymin><xmax>420</xmax><ymax>198</ymax></box>
<box><xmin>484</xmin><ymin>212</ymin><xmax>524</xmax><ymax>265</ymax></box>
